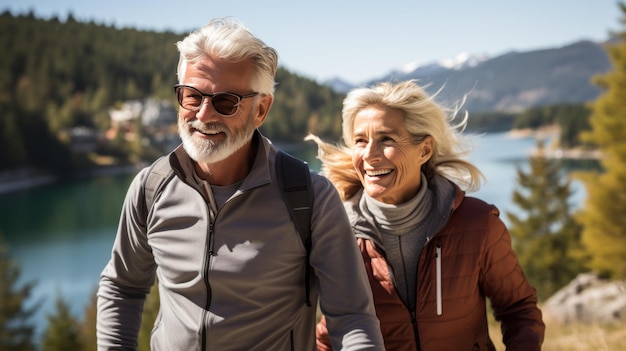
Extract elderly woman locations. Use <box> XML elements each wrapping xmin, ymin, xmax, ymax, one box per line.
<box><xmin>307</xmin><ymin>80</ymin><xmax>545</xmax><ymax>351</ymax></box>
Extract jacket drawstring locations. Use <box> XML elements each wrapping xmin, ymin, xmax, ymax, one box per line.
<box><xmin>436</xmin><ymin>244</ymin><xmax>442</xmax><ymax>316</ymax></box>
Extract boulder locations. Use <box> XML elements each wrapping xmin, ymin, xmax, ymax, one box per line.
<box><xmin>542</xmin><ymin>272</ymin><xmax>626</xmax><ymax>325</ymax></box>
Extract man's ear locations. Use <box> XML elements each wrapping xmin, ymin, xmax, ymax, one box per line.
<box><xmin>253</xmin><ymin>95</ymin><xmax>273</xmax><ymax>128</ymax></box>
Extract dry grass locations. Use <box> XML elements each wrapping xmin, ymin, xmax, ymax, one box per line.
<box><xmin>489</xmin><ymin>320</ymin><xmax>626</xmax><ymax>351</ymax></box>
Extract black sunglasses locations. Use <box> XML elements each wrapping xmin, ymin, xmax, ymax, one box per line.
<box><xmin>174</xmin><ymin>84</ymin><xmax>258</xmax><ymax>116</ymax></box>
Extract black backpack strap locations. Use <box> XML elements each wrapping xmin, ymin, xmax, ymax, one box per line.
<box><xmin>276</xmin><ymin>150</ymin><xmax>314</xmax><ymax>307</ymax></box>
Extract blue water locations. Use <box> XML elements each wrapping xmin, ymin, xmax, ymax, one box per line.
<box><xmin>0</xmin><ymin>172</ymin><xmax>136</xmax><ymax>337</ymax></box>
<box><xmin>0</xmin><ymin>132</ymin><xmax>591</xmax><ymax>338</ymax></box>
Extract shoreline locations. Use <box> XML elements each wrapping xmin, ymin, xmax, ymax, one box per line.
<box><xmin>0</xmin><ymin>164</ymin><xmax>143</xmax><ymax>195</ymax></box>
<box><xmin>0</xmin><ymin>168</ymin><xmax>56</xmax><ymax>195</ymax></box>
<box><xmin>506</xmin><ymin>127</ymin><xmax>602</xmax><ymax>160</ymax></box>
<box><xmin>0</xmin><ymin>174</ymin><xmax>56</xmax><ymax>195</ymax></box>
<box><xmin>0</xmin><ymin>128</ymin><xmax>603</xmax><ymax>194</ymax></box>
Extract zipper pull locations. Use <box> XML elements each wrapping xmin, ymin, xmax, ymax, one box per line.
<box><xmin>208</xmin><ymin>222</ymin><xmax>215</xmax><ymax>256</ymax></box>
<box><xmin>436</xmin><ymin>244</ymin><xmax>442</xmax><ymax>316</ymax></box>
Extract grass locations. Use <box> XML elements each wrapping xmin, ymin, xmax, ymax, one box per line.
<box><xmin>489</xmin><ymin>320</ymin><xmax>626</xmax><ymax>350</ymax></box>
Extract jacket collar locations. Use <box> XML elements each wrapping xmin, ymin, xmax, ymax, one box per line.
<box><xmin>349</xmin><ymin>175</ymin><xmax>466</xmax><ymax>244</ymax></box>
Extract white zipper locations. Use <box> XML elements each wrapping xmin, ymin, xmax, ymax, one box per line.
<box><xmin>436</xmin><ymin>245</ymin><xmax>442</xmax><ymax>316</ymax></box>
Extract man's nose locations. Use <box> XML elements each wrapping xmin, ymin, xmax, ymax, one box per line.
<box><xmin>195</xmin><ymin>98</ymin><xmax>218</xmax><ymax>122</ymax></box>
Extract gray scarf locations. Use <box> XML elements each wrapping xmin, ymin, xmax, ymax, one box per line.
<box><xmin>361</xmin><ymin>174</ymin><xmax>456</xmax><ymax>308</ymax></box>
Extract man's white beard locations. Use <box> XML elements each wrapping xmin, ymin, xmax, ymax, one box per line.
<box><xmin>178</xmin><ymin>111</ymin><xmax>256</xmax><ymax>164</ymax></box>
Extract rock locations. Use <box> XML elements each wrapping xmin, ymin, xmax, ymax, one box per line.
<box><xmin>542</xmin><ymin>272</ymin><xmax>626</xmax><ymax>325</ymax></box>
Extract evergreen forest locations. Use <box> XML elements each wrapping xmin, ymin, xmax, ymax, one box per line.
<box><xmin>0</xmin><ymin>11</ymin><xmax>345</xmax><ymax>176</ymax></box>
<box><xmin>0</xmin><ymin>11</ymin><xmax>597</xmax><ymax>180</ymax></box>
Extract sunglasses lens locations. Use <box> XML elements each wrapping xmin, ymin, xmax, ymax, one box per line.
<box><xmin>211</xmin><ymin>94</ymin><xmax>240</xmax><ymax>115</ymax></box>
<box><xmin>175</xmin><ymin>86</ymin><xmax>246</xmax><ymax>116</ymax></box>
<box><xmin>177</xmin><ymin>87</ymin><xmax>203</xmax><ymax>110</ymax></box>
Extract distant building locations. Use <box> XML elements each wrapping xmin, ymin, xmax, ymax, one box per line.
<box><xmin>70</xmin><ymin>126</ymin><xmax>98</xmax><ymax>153</ymax></box>
<box><xmin>142</xmin><ymin>99</ymin><xmax>177</xmax><ymax>128</ymax></box>
<box><xmin>109</xmin><ymin>100</ymin><xmax>144</xmax><ymax>126</ymax></box>
<box><xmin>107</xmin><ymin>98</ymin><xmax>178</xmax><ymax>151</ymax></box>
<box><xmin>109</xmin><ymin>98</ymin><xmax>176</xmax><ymax>128</ymax></box>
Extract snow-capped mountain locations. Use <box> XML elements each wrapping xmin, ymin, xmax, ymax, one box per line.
<box><xmin>401</xmin><ymin>52</ymin><xmax>489</xmax><ymax>74</ymax></box>
<box><xmin>324</xmin><ymin>40</ymin><xmax>612</xmax><ymax>113</ymax></box>
<box><xmin>327</xmin><ymin>52</ymin><xmax>489</xmax><ymax>92</ymax></box>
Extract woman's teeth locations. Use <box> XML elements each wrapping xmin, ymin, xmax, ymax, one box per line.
<box><xmin>366</xmin><ymin>169</ymin><xmax>392</xmax><ymax>176</ymax></box>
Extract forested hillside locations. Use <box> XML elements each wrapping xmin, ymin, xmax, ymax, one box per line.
<box><xmin>0</xmin><ymin>12</ymin><xmax>602</xmax><ymax>178</ymax></box>
<box><xmin>0</xmin><ymin>12</ymin><xmax>345</xmax><ymax>174</ymax></box>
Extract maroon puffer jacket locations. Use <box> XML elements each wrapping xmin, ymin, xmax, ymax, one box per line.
<box><xmin>317</xmin><ymin>187</ymin><xmax>545</xmax><ymax>351</ymax></box>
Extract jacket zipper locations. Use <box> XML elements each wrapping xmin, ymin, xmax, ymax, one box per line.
<box><xmin>184</xmin><ymin>175</ymin><xmax>221</xmax><ymax>350</ymax></box>
<box><xmin>436</xmin><ymin>244</ymin><xmax>442</xmax><ymax>316</ymax></box>
<box><xmin>200</xmin><ymin>221</ymin><xmax>215</xmax><ymax>351</ymax></box>
<box><xmin>200</xmin><ymin>194</ymin><xmax>216</xmax><ymax>351</ymax></box>
<box><xmin>380</xmin><ymin>237</ymin><xmax>420</xmax><ymax>349</ymax></box>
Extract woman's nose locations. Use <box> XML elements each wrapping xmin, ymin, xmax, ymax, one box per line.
<box><xmin>362</xmin><ymin>141</ymin><xmax>380</xmax><ymax>162</ymax></box>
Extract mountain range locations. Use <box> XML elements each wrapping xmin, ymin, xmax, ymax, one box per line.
<box><xmin>325</xmin><ymin>40</ymin><xmax>613</xmax><ymax>113</ymax></box>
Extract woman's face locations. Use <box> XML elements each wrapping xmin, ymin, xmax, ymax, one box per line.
<box><xmin>351</xmin><ymin>105</ymin><xmax>433</xmax><ymax>204</ymax></box>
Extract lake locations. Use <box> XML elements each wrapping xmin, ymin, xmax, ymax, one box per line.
<box><xmin>0</xmin><ymin>131</ymin><xmax>592</xmax><ymax>338</ymax></box>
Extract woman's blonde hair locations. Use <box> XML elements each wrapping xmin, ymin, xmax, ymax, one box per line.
<box><xmin>306</xmin><ymin>80</ymin><xmax>484</xmax><ymax>201</ymax></box>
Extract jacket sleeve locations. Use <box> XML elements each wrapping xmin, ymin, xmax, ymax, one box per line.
<box><xmin>310</xmin><ymin>175</ymin><xmax>384</xmax><ymax>350</ymax></box>
<box><xmin>479</xmin><ymin>208</ymin><xmax>545</xmax><ymax>351</ymax></box>
<box><xmin>315</xmin><ymin>315</ymin><xmax>333</xmax><ymax>351</ymax></box>
<box><xmin>96</xmin><ymin>168</ymin><xmax>157</xmax><ymax>350</ymax></box>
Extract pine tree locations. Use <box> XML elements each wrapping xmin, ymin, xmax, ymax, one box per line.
<box><xmin>83</xmin><ymin>281</ymin><xmax>158</xmax><ymax>350</ymax></box>
<box><xmin>137</xmin><ymin>282</ymin><xmax>160</xmax><ymax>351</ymax></box>
<box><xmin>0</xmin><ymin>234</ymin><xmax>37</xmax><ymax>351</ymax></box>
<box><xmin>79</xmin><ymin>290</ymin><xmax>97</xmax><ymax>351</ymax></box>
<box><xmin>576</xmin><ymin>3</ymin><xmax>626</xmax><ymax>279</ymax></box>
<box><xmin>41</xmin><ymin>296</ymin><xmax>83</xmax><ymax>351</ymax></box>
<box><xmin>506</xmin><ymin>140</ymin><xmax>586</xmax><ymax>300</ymax></box>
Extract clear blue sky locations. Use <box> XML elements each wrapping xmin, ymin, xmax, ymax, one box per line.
<box><xmin>1</xmin><ymin>0</ymin><xmax>622</xmax><ymax>84</ymax></box>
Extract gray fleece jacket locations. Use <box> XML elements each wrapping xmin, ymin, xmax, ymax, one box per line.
<box><xmin>97</xmin><ymin>131</ymin><xmax>384</xmax><ymax>351</ymax></box>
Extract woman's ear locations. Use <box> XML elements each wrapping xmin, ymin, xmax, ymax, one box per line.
<box><xmin>420</xmin><ymin>136</ymin><xmax>434</xmax><ymax>160</ymax></box>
